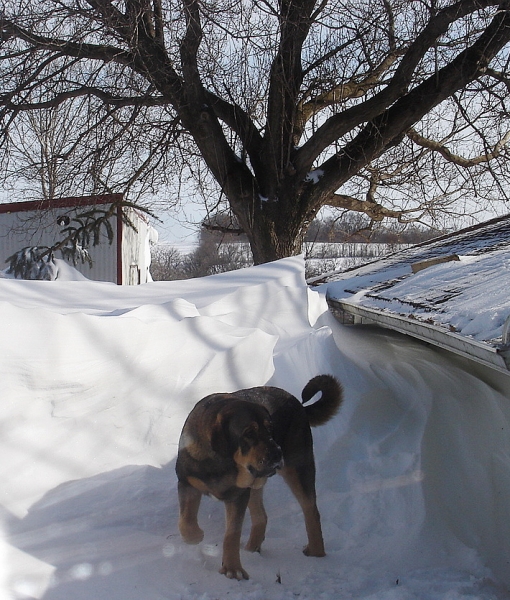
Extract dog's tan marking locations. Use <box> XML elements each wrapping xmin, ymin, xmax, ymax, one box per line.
<box><xmin>245</xmin><ymin>487</ymin><xmax>267</xmax><ymax>552</ymax></box>
<box><xmin>233</xmin><ymin>447</ymin><xmax>257</xmax><ymax>488</ymax></box>
<box><xmin>235</xmin><ymin>467</ymin><xmax>255</xmax><ymax>488</ymax></box>
<box><xmin>180</xmin><ymin>433</ymin><xmax>211</xmax><ymax>461</ymax></box>
<box><xmin>187</xmin><ymin>476</ymin><xmax>212</xmax><ymax>495</ymax></box>
<box><xmin>251</xmin><ymin>476</ymin><xmax>267</xmax><ymax>489</ymax></box>
<box><xmin>280</xmin><ymin>465</ymin><xmax>325</xmax><ymax>557</ymax></box>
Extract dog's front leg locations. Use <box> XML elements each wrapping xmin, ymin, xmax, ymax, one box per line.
<box><xmin>178</xmin><ymin>480</ymin><xmax>204</xmax><ymax>544</ymax></box>
<box><xmin>220</xmin><ymin>490</ymin><xmax>250</xmax><ymax>580</ymax></box>
<box><xmin>245</xmin><ymin>486</ymin><xmax>267</xmax><ymax>552</ymax></box>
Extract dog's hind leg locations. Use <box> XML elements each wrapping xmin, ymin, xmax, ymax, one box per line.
<box><xmin>245</xmin><ymin>487</ymin><xmax>267</xmax><ymax>552</ymax></box>
<box><xmin>178</xmin><ymin>480</ymin><xmax>204</xmax><ymax>544</ymax></box>
<box><xmin>280</xmin><ymin>465</ymin><xmax>325</xmax><ymax>557</ymax></box>
<box><xmin>220</xmin><ymin>490</ymin><xmax>251</xmax><ymax>580</ymax></box>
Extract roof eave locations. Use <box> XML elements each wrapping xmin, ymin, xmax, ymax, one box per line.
<box><xmin>327</xmin><ymin>295</ymin><xmax>510</xmax><ymax>375</ymax></box>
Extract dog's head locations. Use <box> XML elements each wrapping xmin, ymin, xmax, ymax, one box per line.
<box><xmin>211</xmin><ymin>401</ymin><xmax>283</xmax><ymax>486</ymax></box>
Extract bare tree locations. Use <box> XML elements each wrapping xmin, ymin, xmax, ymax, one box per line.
<box><xmin>2</xmin><ymin>103</ymin><xmax>85</xmax><ymax>200</ymax></box>
<box><xmin>0</xmin><ymin>84</ymin><xmax>182</xmax><ymax>205</ymax></box>
<box><xmin>2</xmin><ymin>1</ymin><xmax>510</xmax><ymax>264</ymax></box>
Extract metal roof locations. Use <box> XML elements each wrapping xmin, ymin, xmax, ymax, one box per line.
<box><xmin>0</xmin><ymin>194</ymin><xmax>124</xmax><ymax>214</ymax></box>
<box><xmin>320</xmin><ymin>214</ymin><xmax>510</xmax><ymax>375</ymax></box>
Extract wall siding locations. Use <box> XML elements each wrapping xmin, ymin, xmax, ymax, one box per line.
<box><xmin>0</xmin><ymin>205</ymin><xmax>119</xmax><ymax>283</ymax></box>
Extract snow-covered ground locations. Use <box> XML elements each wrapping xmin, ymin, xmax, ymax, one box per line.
<box><xmin>0</xmin><ymin>256</ymin><xmax>509</xmax><ymax>599</ymax></box>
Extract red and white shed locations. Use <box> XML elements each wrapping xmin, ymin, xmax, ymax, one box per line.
<box><xmin>0</xmin><ymin>194</ymin><xmax>157</xmax><ymax>284</ymax></box>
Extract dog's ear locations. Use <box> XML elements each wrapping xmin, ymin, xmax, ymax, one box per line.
<box><xmin>211</xmin><ymin>411</ymin><xmax>257</xmax><ymax>456</ymax></box>
<box><xmin>211</xmin><ymin>414</ymin><xmax>231</xmax><ymax>456</ymax></box>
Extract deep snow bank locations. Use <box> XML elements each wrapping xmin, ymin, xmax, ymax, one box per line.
<box><xmin>0</xmin><ymin>256</ymin><xmax>509</xmax><ymax>599</ymax></box>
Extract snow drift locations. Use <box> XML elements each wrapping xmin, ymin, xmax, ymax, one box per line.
<box><xmin>0</xmin><ymin>256</ymin><xmax>509</xmax><ymax>599</ymax></box>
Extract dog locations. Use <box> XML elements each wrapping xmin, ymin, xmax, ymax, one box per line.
<box><xmin>176</xmin><ymin>374</ymin><xmax>343</xmax><ymax>580</ymax></box>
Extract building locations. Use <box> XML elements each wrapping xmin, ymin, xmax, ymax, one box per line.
<box><xmin>0</xmin><ymin>194</ymin><xmax>158</xmax><ymax>284</ymax></box>
<box><xmin>319</xmin><ymin>214</ymin><xmax>510</xmax><ymax>376</ymax></box>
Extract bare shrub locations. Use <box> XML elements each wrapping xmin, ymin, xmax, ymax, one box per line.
<box><xmin>151</xmin><ymin>239</ymin><xmax>251</xmax><ymax>281</ymax></box>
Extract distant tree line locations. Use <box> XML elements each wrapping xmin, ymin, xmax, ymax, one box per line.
<box><xmin>150</xmin><ymin>238</ymin><xmax>251</xmax><ymax>281</ymax></box>
<box><xmin>151</xmin><ymin>215</ymin><xmax>444</xmax><ymax>281</ymax></box>
<box><xmin>201</xmin><ymin>213</ymin><xmax>443</xmax><ymax>245</ymax></box>
<box><xmin>305</xmin><ymin>215</ymin><xmax>443</xmax><ymax>244</ymax></box>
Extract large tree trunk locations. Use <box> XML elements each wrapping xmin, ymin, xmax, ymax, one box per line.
<box><xmin>247</xmin><ymin>212</ymin><xmax>304</xmax><ymax>265</ymax></box>
<box><xmin>232</xmin><ymin>184</ymin><xmax>314</xmax><ymax>265</ymax></box>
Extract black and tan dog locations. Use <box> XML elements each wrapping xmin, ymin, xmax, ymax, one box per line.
<box><xmin>176</xmin><ymin>374</ymin><xmax>343</xmax><ymax>580</ymax></box>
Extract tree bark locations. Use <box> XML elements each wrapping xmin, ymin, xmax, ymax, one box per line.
<box><xmin>2</xmin><ymin>1</ymin><xmax>510</xmax><ymax>265</ymax></box>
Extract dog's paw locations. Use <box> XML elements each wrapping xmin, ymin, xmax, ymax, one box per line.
<box><xmin>219</xmin><ymin>563</ymin><xmax>249</xmax><ymax>580</ymax></box>
<box><xmin>245</xmin><ymin>539</ymin><xmax>262</xmax><ymax>553</ymax></box>
<box><xmin>302</xmin><ymin>544</ymin><xmax>325</xmax><ymax>557</ymax></box>
<box><xmin>179</xmin><ymin>524</ymin><xmax>204</xmax><ymax>545</ymax></box>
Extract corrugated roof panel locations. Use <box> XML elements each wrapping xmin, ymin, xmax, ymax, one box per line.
<box><xmin>321</xmin><ymin>214</ymin><xmax>510</xmax><ymax>375</ymax></box>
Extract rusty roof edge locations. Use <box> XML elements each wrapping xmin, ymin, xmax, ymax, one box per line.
<box><xmin>326</xmin><ymin>295</ymin><xmax>510</xmax><ymax>375</ymax></box>
<box><xmin>0</xmin><ymin>194</ymin><xmax>124</xmax><ymax>214</ymax></box>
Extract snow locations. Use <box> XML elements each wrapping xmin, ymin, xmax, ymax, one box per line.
<box><xmin>1</xmin><ymin>256</ymin><xmax>509</xmax><ymax>599</ymax></box>
<box><xmin>327</xmin><ymin>250</ymin><xmax>510</xmax><ymax>344</ymax></box>
<box><xmin>323</xmin><ymin>217</ymin><xmax>510</xmax><ymax>347</ymax></box>
<box><xmin>305</xmin><ymin>169</ymin><xmax>324</xmax><ymax>184</ymax></box>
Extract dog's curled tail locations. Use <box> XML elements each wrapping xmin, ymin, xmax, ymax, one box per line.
<box><xmin>301</xmin><ymin>374</ymin><xmax>343</xmax><ymax>427</ymax></box>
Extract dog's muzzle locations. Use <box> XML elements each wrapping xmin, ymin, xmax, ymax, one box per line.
<box><xmin>248</xmin><ymin>460</ymin><xmax>283</xmax><ymax>479</ymax></box>
<box><xmin>249</xmin><ymin>445</ymin><xmax>283</xmax><ymax>478</ymax></box>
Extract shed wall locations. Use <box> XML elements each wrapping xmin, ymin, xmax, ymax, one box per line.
<box><xmin>121</xmin><ymin>208</ymin><xmax>158</xmax><ymax>285</ymax></box>
<box><xmin>0</xmin><ymin>205</ymin><xmax>119</xmax><ymax>283</ymax></box>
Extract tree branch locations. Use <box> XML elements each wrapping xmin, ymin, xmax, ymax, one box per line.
<box><xmin>484</xmin><ymin>65</ymin><xmax>510</xmax><ymax>91</ymax></box>
<box><xmin>295</xmin><ymin>0</ymin><xmax>502</xmax><ymax>174</ymax></box>
<box><xmin>324</xmin><ymin>193</ymin><xmax>413</xmax><ymax>221</ymax></box>
<box><xmin>205</xmin><ymin>91</ymin><xmax>265</xmax><ymax>171</ymax></box>
<box><xmin>407</xmin><ymin>127</ymin><xmax>510</xmax><ymax>166</ymax></box>
<box><xmin>84</xmin><ymin>0</ymin><xmax>132</xmax><ymax>39</ymax></box>
<box><xmin>295</xmin><ymin>49</ymin><xmax>405</xmax><ymax>140</ymax></box>
<box><xmin>0</xmin><ymin>18</ymin><xmax>134</xmax><ymax>65</ymax></box>
<box><xmin>202</xmin><ymin>221</ymin><xmax>244</xmax><ymax>236</ymax></box>
<box><xmin>264</xmin><ymin>0</ymin><xmax>316</xmax><ymax>185</ymax></box>
<box><xmin>3</xmin><ymin>87</ymin><xmax>168</xmax><ymax>111</ymax></box>
<box><xmin>180</xmin><ymin>0</ymin><xmax>204</xmax><ymax>102</ymax></box>
<box><xmin>311</xmin><ymin>1</ymin><xmax>510</xmax><ymax>201</ymax></box>
<box><xmin>152</xmin><ymin>0</ymin><xmax>165</xmax><ymax>45</ymax></box>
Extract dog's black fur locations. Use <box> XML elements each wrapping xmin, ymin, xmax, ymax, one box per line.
<box><xmin>176</xmin><ymin>374</ymin><xmax>343</xmax><ymax>580</ymax></box>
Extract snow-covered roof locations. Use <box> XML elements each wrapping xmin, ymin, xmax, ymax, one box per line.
<box><xmin>318</xmin><ymin>214</ymin><xmax>510</xmax><ymax>374</ymax></box>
